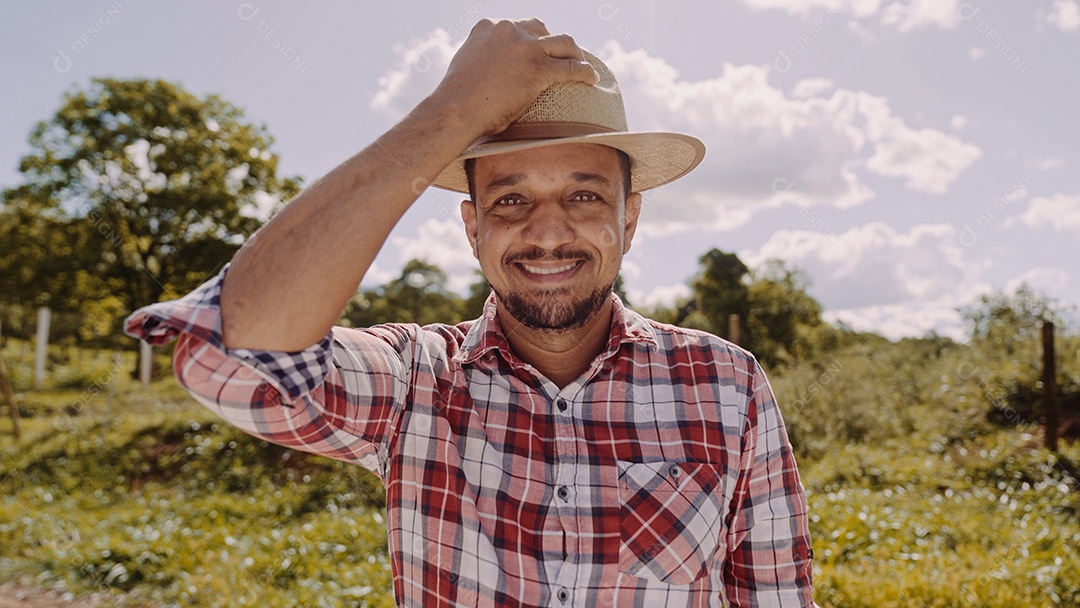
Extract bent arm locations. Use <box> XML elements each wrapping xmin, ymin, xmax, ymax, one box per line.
<box><xmin>220</xmin><ymin>18</ymin><xmax>599</xmax><ymax>351</ymax></box>
<box><xmin>220</xmin><ymin>98</ymin><xmax>473</xmax><ymax>351</ymax></box>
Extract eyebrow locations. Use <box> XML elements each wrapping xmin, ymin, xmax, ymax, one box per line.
<box><xmin>482</xmin><ymin>171</ymin><xmax>613</xmax><ymax>192</ymax></box>
<box><xmin>484</xmin><ymin>173</ymin><xmax>525</xmax><ymax>191</ymax></box>
<box><xmin>569</xmin><ymin>172</ymin><xmax>612</xmax><ymax>186</ymax></box>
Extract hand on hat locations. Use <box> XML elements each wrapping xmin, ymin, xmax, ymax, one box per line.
<box><xmin>432</xmin><ymin>18</ymin><xmax>600</xmax><ymax>141</ymax></box>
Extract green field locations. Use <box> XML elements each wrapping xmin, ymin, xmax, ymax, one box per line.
<box><xmin>1</xmin><ymin>338</ymin><xmax>1078</xmax><ymax>607</ymax></box>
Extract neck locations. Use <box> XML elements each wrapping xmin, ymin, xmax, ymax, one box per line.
<box><xmin>498</xmin><ymin>298</ymin><xmax>614</xmax><ymax>390</ymax></box>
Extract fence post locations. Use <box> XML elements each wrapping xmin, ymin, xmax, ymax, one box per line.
<box><xmin>1043</xmin><ymin>320</ymin><xmax>1058</xmax><ymax>453</ymax></box>
<box><xmin>139</xmin><ymin>341</ymin><xmax>153</xmax><ymax>387</ymax></box>
<box><xmin>727</xmin><ymin>313</ymin><xmax>741</xmax><ymax>346</ymax></box>
<box><xmin>0</xmin><ymin>357</ymin><xmax>19</xmax><ymax>439</ymax></box>
<box><xmin>34</xmin><ymin>307</ymin><xmax>51</xmax><ymax>390</ymax></box>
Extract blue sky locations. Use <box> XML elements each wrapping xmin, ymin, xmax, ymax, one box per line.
<box><xmin>3</xmin><ymin>1</ymin><xmax>1079</xmax><ymax>339</ymax></box>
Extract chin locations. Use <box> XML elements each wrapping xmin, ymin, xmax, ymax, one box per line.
<box><xmin>494</xmin><ymin>284</ymin><xmax>611</xmax><ymax>331</ymax></box>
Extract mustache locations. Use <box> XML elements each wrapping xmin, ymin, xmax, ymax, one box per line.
<box><xmin>504</xmin><ymin>247</ymin><xmax>593</xmax><ymax>265</ymax></box>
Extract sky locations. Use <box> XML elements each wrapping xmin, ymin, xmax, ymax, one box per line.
<box><xmin>2</xmin><ymin>0</ymin><xmax>1079</xmax><ymax>340</ymax></box>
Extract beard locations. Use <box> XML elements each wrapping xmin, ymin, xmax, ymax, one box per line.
<box><xmin>492</xmin><ymin>246</ymin><xmax>612</xmax><ymax>331</ymax></box>
<box><xmin>493</xmin><ymin>283</ymin><xmax>612</xmax><ymax>331</ymax></box>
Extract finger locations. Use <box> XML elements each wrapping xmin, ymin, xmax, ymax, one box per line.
<box><xmin>552</xmin><ymin>56</ymin><xmax>600</xmax><ymax>86</ymax></box>
<box><xmin>515</xmin><ymin>17</ymin><xmax>551</xmax><ymax>37</ymax></box>
<box><xmin>538</xmin><ymin>33</ymin><xmax>584</xmax><ymax>61</ymax></box>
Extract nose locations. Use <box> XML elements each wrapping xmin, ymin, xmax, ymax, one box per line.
<box><xmin>519</xmin><ymin>199</ymin><xmax>575</xmax><ymax>251</ymax></box>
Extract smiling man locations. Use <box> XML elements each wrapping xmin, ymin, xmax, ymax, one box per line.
<box><xmin>127</xmin><ymin>18</ymin><xmax>816</xmax><ymax>608</ymax></box>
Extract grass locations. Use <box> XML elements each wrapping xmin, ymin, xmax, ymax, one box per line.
<box><xmin>1</xmin><ymin>338</ymin><xmax>1078</xmax><ymax>606</ymax></box>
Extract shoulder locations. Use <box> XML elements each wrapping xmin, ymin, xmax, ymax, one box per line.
<box><xmin>636</xmin><ymin>314</ymin><xmax>760</xmax><ymax>372</ymax></box>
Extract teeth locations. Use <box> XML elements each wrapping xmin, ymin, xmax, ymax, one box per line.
<box><xmin>521</xmin><ymin>261</ymin><xmax>578</xmax><ymax>275</ymax></box>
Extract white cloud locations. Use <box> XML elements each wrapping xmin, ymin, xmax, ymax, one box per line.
<box><xmin>879</xmin><ymin>0</ymin><xmax>961</xmax><ymax>32</ymax></box>
<box><xmin>1017</xmin><ymin>194</ymin><xmax>1080</xmax><ymax>233</ymax></box>
<box><xmin>1005</xmin><ymin>267</ymin><xmax>1069</xmax><ymax>298</ymax></box>
<box><xmin>620</xmin><ymin>259</ymin><xmax>643</xmax><ymax>283</ymax></box>
<box><xmin>627</xmin><ymin>283</ymin><xmax>692</xmax><ymax>310</ymax></box>
<box><xmin>742</xmin><ymin>221</ymin><xmax>989</xmax><ymax>339</ymax></box>
<box><xmin>1036</xmin><ymin>156</ymin><xmax>1067</xmax><ymax>171</ymax></box>
<box><xmin>968</xmin><ymin>46</ymin><xmax>987</xmax><ymax>60</ymax></box>
<box><xmin>950</xmin><ymin>115</ymin><xmax>969</xmax><ymax>131</ymax></box>
<box><xmin>1042</xmin><ymin>0</ymin><xmax>1080</xmax><ymax>31</ymax></box>
<box><xmin>370</xmin><ymin>35</ymin><xmax>981</xmax><ymax>235</ymax></box>
<box><xmin>602</xmin><ymin>43</ymin><xmax>980</xmax><ymax>234</ymax></box>
<box><xmin>791</xmin><ymin>78</ymin><xmax>836</xmax><ymax>98</ymax></box>
<box><xmin>863</xmin><ymin>120</ymin><xmax>981</xmax><ymax>194</ymax></box>
<box><xmin>370</xmin><ymin>29</ymin><xmax>457</xmax><ymax>119</ymax></box>
<box><xmin>735</xmin><ymin>0</ymin><xmax>961</xmax><ymax>31</ymax></box>
<box><xmin>390</xmin><ymin>218</ymin><xmax>479</xmax><ymax>293</ymax></box>
<box><xmin>361</xmin><ymin>261</ymin><xmax>396</xmax><ymax>288</ymax></box>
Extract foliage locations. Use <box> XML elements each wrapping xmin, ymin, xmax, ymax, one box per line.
<box><xmin>343</xmin><ymin>259</ymin><xmax>467</xmax><ymax>327</ymax></box>
<box><xmin>958</xmin><ymin>284</ymin><xmax>1080</xmax><ymax>424</ymax></box>
<box><xmin>658</xmin><ymin>249</ymin><xmax>829</xmax><ymax>368</ymax></box>
<box><xmin>746</xmin><ymin>260</ymin><xmax>830</xmax><ymax>366</ymax></box>
<box><xmin>681</xmin><ymin>248</ymin><xmax>750</xmax><ymax>341</ymax></box>
<box><xmin>0</xmin><ymin>78</ymin><xmax>301</xmax><ymax>344</ymax></box>
<box><xmin>3</xmin><ymin>332</ymin><xmax>1079</xmax><ymax>606</ymax></box>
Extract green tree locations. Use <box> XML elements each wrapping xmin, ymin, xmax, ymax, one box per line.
<box><xmin>684</xmin><ymin>249</ymin><xmax>750</xmax><ymax>341</ymax></box>
<box><xmin>745</xmin><ymin>260</ymin><xmax>826</xmax><ymax>367</ymax></box>
<box><xmin>343</xmin><ymin>260</ymin><xmax>467</xmax><ymax>327</ymax></box>
<box><xmin>958</xmin><ymin>284</ymin><xmax>1079</xmax><ymax>423</ymax></box>
<box><xmin>0</xmin><ymin>78</ymin><xmax>301</xmax><ymax>342</ymax></box>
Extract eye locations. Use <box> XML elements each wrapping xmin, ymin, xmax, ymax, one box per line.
<box><xmin>570</xmin><ymin>192</ymin><xmax>602</xmax><ymax>203</ymax></box>
<box><xmin>493</xmin><ymin>194</ymin><xmax>526</xmax><ymax>207</ymax></box>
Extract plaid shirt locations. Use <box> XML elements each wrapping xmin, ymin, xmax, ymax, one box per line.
<box><xmin>126</xmin><ymin>269</ymin><xmax>816</xmax><ymax>608</ymax></box>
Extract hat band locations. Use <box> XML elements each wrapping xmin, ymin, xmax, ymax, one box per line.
<box><xmin>473</xmin><ymin>121</ymin><xmax>619</xmax><ymax>146</ymax></box>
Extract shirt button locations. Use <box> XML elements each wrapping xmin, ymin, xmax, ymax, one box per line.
<box><xmin>557</xmin><ymin>485</ymin><xmax>570</xmax><ymax>501</ymax></box>
<box><xmin>557</xmin><ymin>587</ymin><xmax>570</xmax><ymax>603</ymax></box>
<box><xmin>668</xmin><ymin>464</ymin><xmax>682</xmax><ymax>478</ymax></box>
<box><xmin>556</xmin><ymin>398</ymin><xmax>568</xmax><ymax>412</ymax></box>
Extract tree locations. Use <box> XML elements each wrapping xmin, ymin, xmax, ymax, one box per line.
<box><xmin>343</xmin><ymin>260</ymin><xmax>466</xmax><ymax>327</ymax></box>
<box><xmin>745</xmin><ymin>260</ymin><xmax>825</xmax><ymax>367</ymax></box>
<box><xmin>958</xmin><ymin>284</ymin><xmax>1079</xmax><ymax>424</ymax></box>
<box><xmin>1</xmin><ymin>78</ymin><xmax>301</xmax><ymax>342</ymax></box>
<box><xmin>684</xmin><ymin>249</ymin><xmax>750</xmax><ymax>341</ymax></box>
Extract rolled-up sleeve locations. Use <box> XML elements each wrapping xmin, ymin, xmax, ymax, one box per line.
<box><xmin>124</xmin><ymin>267</ymin><xmax>412</xmax><ymax>480</ymax></box>
<box><xmin>723</xmin><ymin>361</ymin><xmax>817</xmax><ymax>607</ymax></box>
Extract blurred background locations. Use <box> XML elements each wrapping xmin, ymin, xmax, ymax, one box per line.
<box><xmin>0</xmin><ymin>1</ymin><xmax>1078</xmax><ymax>606</ymax></box>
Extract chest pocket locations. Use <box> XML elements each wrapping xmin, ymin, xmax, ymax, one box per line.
<box><xmin>617</xmin><ymin>460</ymin><xmax>724</xmax><ymax>585</ymax></box>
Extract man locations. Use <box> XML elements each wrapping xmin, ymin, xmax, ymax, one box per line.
<box><xmin>126</xmin><ymin>18</ymin><xmax>816</xmax><ymax>607</ymax></box>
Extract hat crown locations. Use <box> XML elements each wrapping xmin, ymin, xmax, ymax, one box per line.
<box><xmin>430</xmin><ymin>49</ymin><xmax>706</xmax><ymax>194</ymax></box>
<box><xmin>512</xmin><ymin>50</ymin><xmax>628</xmax><ymax>132</ymax></box>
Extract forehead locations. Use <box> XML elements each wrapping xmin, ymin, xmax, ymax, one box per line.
<box><xmin>472</xmin><ymin>143</ymin><xmax>623</xmax><ymax>188</ymax></box>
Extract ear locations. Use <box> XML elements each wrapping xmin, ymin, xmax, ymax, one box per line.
<box><xmin>460</xmin><ymin>199</ymin><xmax>480</xmax><ymax>259</ymax></box>
<box><xmin>622</xmin><ymin>191</ymin><xmax>642</xmax><ymax>254</ymax></box>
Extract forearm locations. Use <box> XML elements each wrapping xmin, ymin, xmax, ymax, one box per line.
<box><xmin>221</xmin><ymin>97</ymin><xmax>475</xmax><ymax>350</ymax></box>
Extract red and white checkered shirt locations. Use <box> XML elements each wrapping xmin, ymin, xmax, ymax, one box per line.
<box><xmin>126</xmin><ymin>269</ymin><xmax>816</xmax><ymax>607</ymax></box>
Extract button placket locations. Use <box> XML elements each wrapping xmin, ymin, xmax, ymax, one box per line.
<box><xmin>551</xmin><ymin>390</ymin><xmax>580</xmax><ymax>596</ymax></box>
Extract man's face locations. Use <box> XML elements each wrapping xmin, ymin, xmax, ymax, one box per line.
<box><xmin>460</xmin><ymin>143</ymin><xmax>642</xmax><ymax>331</ymax></box>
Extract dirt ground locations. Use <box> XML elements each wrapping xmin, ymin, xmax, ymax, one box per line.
<box><xmin>0</xmin><ymin>581</ymin><xmax>151</xmax><ymax>608</ymax></box>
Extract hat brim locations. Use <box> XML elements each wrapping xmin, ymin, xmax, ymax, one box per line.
<box><xmin>430</xmin><ymin>131</ymin><xmax>705</xmax><ymax>195</ymax></box>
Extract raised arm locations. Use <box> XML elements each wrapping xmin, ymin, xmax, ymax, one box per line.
<box><xmin>220</xmin><ymin>18</ymin><xmax>599</xmax><ymax>350</ymax></box>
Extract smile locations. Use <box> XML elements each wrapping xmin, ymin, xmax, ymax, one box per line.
<box><xmin>520</xmin><ymin>261</ymin><xmax>581</xmax><ymax>275</ymax></box>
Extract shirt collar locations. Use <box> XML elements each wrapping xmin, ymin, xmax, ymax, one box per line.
<box><xmin>453</xmin><ymin>291</ymin><xmax>659</xmax><ymax>366</ymax></box>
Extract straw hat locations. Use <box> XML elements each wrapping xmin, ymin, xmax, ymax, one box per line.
<box><xmin>431</xmin><ymin>50</ymin><xmax>706</xmax><ymax>194</ymax></box>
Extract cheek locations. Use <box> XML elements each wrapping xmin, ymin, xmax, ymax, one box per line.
<box><xmin>598</xmin><ymin>223</ymin><xmax>621</xmax><ymax>250</ymax></box>
<box><xmin>476</xmin><ymin>225</ymin><xmax>508</xmax><ymax>263</ymax></box>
